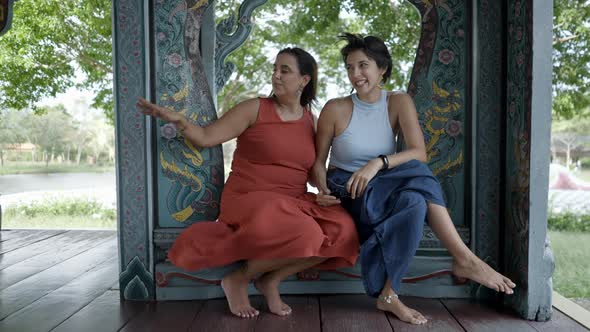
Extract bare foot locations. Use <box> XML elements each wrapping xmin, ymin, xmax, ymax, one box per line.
<box><xmin>221</xmin><ymin>268</ymin><xmax>259</xmax><ymax>318</ymax></box>
<box><xmin>453</xmin><ymin>255</ymin><xmax>516</xmax><ymax>294</ymax></box>
<box><xmin>376</xmin><ymin>293</ymin><xmax>427</xmax><ymax>325</ymax></box>
<box><xmin>254</xmin><ymin>274</ymin><xmax>292</xmax><ymax>316</ymax></box>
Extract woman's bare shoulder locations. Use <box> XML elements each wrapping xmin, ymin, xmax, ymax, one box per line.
<box><xmin>220</xmin><ymin>97</ymin><xmax>261</xmax><ymax>125</ymax></box>
<box><xmin>234</xmin><ymin>97</ymin><xmax>261</xmax><ymax>110</ymax></box>
<box><xmin>322</xmin><ymin>96</ymin><xmax>352</xmax><ymax>112</ymax></box>
<box><xmin>387</xmin><ymin>91</ymin><xmax>415</xmax><ymax>109</ymax></box>
<box><xmin>387</xmin><ymin>90</ymin><xmax>411</xmax><ymax>99</ymax></box>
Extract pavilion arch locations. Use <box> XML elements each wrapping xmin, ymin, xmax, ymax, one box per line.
<box><xmin>110</xmin><ymin>0</ymin><xmax>554</xmax><ymax>320</ymax></box>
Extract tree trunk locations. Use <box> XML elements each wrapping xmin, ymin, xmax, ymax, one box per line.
<box><xmin>0</xmin><ymin>149</ymin><xmax>4</xmax><ymax>167</ymax></box>
<box><xmin>76</xmin><ymin>144</ymin><xmax>82</xmax><ymax>165</ymax></box>
<box><xmin>566</xmin><ymin>143</ymin><xmax>571</xmax><ymax>169</ymax></box>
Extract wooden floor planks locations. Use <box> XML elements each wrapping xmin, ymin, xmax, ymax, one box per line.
<box><xmin>52</xmin><ymin>290</ymin><xmax>147</xmax><ymax>332</ymax></box>
<box><xmin>0</xmin><ymin>230</ymin><xmax>114</xmax><ymax>290</ymax></box>
<box><xmin>388</xmin><ymin>296</ymin><xmax>465</xmax><ymax>332</ymax></box>
<box><xmin>0</xmin><ymin>235</ymin><xmax>117</xmax><ymax>320</ymax></box>
<box><xmin>0</xmin><ymin>229</ymin><xmax>586</xmax><ymax>332</ymax></box>
<box><xmin>320</xmin><ymin>295</ymin><xmax>393</xmax><ymax>332</ymax></box>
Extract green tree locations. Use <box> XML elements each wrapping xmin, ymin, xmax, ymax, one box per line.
<box><xmin>553</xmin><ymin>0</ymin><xmax>590</xmax><ymax>119</ymax></box>
<box><xmin>216</xmin><ymin>0</ymin><xmax>421</xmax><ymax>113</ymax></box>
<box><xmin>24</xmin><ymin>105</ymin><xmax>75</xmax><ymax>166</ymax></box>
<box><xmin>0</xmin><ymin>109</ymin><xmax>27</xmax><ymax>166</ymax></box>
<box><xmin>551</xmin><ymin>115</ymin><xmax>590</xmax><ymax>167</ymax></box>
<box><xmin>2</xmin><ymin>0</ymin><xmax>589</xmax><ymax>122</ymax></box>
<box><xmin>0</xmin><ymin>0</ymin><xmax>112</xmax><ymax>119</ymax></box>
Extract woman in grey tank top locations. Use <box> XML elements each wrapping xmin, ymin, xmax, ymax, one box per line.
<box><xmin>312</xmin><ymin>33</ymin><xmax>516</xmax><ymax>325</ymax></box>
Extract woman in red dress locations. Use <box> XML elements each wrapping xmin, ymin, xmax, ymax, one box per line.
<box><xmin>136</xmin><ymin>48</ymin><xmax>359</xmax><ymax>318</ymax></box>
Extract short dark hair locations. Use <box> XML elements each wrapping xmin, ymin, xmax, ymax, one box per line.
<box><xmin>276</xmin><ymin>47</ymin><xmax>318</xmax><ymax>108</ymax></box>
<box><xmin>338</xmin><ymin>33</ymin><xmax>392</xmax><ymax>84</ymax></box>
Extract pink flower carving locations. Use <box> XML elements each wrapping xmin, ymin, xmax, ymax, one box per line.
<box><xmin>517</xmin><ymin>52</ymin><xmax>524</xmax><ymax>66</ymax></box>
<box><xmin>167</xmin><ymin>53</ymin><xmax>183</xmax><ymax>68</ymax></box>
<box><xmin>445</xmin><ymin>120</ymin><xmax>462</xmax><ymax>137</ymax></box>
<box><xmin>516</xmin><ymin>26</ymin><xmax>523</xmax><ymax>41</ymax></box>
<box><xmin>160</xmin><ymin>123</ymin><xmax>178</xmax><ymax>139</ymax></box>
<box><xmin>438</xmin><ymin>49</ymin><xmax>455</xmax><ymax>65</ymax></box>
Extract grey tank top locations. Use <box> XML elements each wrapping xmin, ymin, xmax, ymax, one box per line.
<box><xmin>329</xmin><ymin>90</ymin><xmax>396</xmax><ymax>172</ymax></box>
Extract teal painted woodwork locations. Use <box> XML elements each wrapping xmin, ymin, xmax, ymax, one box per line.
<box><xmin>155</xmin><ymin>257</ymin><xmax>470</xmax><ymax>300</ymax></box>
<box><xmin>473</xmin><ymin>0</ymin><xmax>503</xmax><ymax>299</ymax></box>
<box><xmin>407</xmin><ymin>0</ymin><xmax>468</xmax><ymax>229</ymax></box>
<box><xmin>112</xmin><ymin>0</ymin><xmax>554</xmax><ymax>318</ymax></box>
<box><xmin>215</xmin><ymin>0</ymin><xmax>268</xmax><ymax>91</ymax></box>
<box><xmin>120</xmin><ymin>256</ymin><xmax>155</xmax><ymax>300</ymax></box>
<box><xmin>504</xmin><ymin>0</ymin><xmax>554</xmax><ymax>320</ymax></box>
<box><xmin>113</xmin><ymin>0</ymin><xmax>154</xmax><ymax>300</ymax></box>
<box><xmin>153</xmin><ymin>0</ymin><xmax>224</xmax><ymax>227</ymax></box>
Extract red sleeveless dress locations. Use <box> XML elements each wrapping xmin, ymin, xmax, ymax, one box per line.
<box><xmin>168</xmin><ymin>98</ymin><xmax>359</xmax><ymax>270</ymax></box>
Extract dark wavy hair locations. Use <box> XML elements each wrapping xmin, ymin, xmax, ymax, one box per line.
<box><xmin>338</xmin><ymin>33</ymin><xmax>392</xmax><ymax>84</ymax></box>
<box><xmin>274</xmin><ymin>47</ymin><xmax>318</xmax><ymax>108</ymax></box>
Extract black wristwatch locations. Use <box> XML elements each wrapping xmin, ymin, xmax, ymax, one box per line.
<box><xmin>378</xmin><ymin>154</ymin><xmax>389</xmax><ymax>170</ymax></box>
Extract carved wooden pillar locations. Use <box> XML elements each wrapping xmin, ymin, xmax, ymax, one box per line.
<box><xmin>113</xmin><ymin>0</ymin><xmax>154</xmax><ymax>300</ymax></box>
<box><xmin>503</xmin><ymin>0</ymin><xmax>554</xmax><ymax>321</ymax></box>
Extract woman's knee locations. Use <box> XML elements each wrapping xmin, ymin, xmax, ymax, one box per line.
<box><xmin>397</xmin><ymin>191</ymin><xmax>427</xmax><ymax>212</ymax></box>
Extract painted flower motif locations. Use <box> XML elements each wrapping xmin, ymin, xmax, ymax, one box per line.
<box><xmin>515</xmin><ymin>1</ymin><xmax>521</xmax><ymax>16</ymax></box>
<box><xmin>160</xmin><ymin>123</ymin><xmax>178</xmax><ymax>139</ymax></box>
<box><xmin>517</xmin><ymin>52</ymin><xmax>524</xmax><ymax>66</ymax></box>
<box><xmin>157</xmin><ymin>32</ymin><xmax>167</xmax><ymax>41</ymax></box>
<box><xmin>438</xmin><ymin>49</ymin><xmax>455</xmax><ymax>65</ymax></box>
<box><xmin>445</xmin><ymin>120</ymin><xmax>462</xmax><ymax>137</ymax></box>
<box><xmin>167</xmin><ymin>53</ymin><xmax>183</xmax><ymax>68</ymax></box>
<box><xmin>509</xmin><ymin>101</ymin><xmax>516</xmax><ymax>115</ymax></box>
<box><xmin>456</xmin><ymin>29</ymin><xmax>465</xmax><ymax>38</ymax></box>
<box><xmin>516</xmin><ymin>26</ymin><xmax>523</xmax><ymax>41</ymax></box>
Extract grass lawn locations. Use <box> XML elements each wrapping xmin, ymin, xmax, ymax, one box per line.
<box><xmin>1</xmin><ymin>199</ymin><xmax>116</xmax><ymax>230</ymax></box>
<box><xmin>2</xmin><ymin>215</ymin><xmax>116</xmax><ymax>229</ymax></box>
<box><xmin>549</xmin><ymin>230</ymin><xmax>590</xmax><ymax>298</ymax></box>
<box><xmin>577</xmin><ymin>169</ymin><xmax>590</xmax><ymax>182</ymax></box>
<box><xmin>0</xmin><ymin>162</ymin><xmax>114</xmax><ymax>175</ymax></box>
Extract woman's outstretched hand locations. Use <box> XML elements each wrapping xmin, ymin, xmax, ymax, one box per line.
<box><xmin>136</xmin><ymin>97</ymin><xmax>185</xmax><ymax>126</ymax></box>
<box><xmin>347</xmin><ymin>159</ymin><xmax>382</xmax><ymax>199</ymax></box>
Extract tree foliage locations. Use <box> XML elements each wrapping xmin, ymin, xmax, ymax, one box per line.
<box><xmin>0</xmin><ymin>0</ymin><xmax>112</xmax><ymax>118</ymax></box>
<box><xmin>552</xmin><ymin>0</ymin><xmax>590</xmax><ymax>119</ymax></box>
<box><xmin>0</xmin><ymin>0</ymin><xmax>589</xmax><ymax>121</ymax></box>
<box><xmin>216</xmin><ymin>0</ymin><xmax>421</xmax><ymax>113</ymax></box>
<box><xmin>0</xmin><ymin>106</ymin><xmax>114</xmax><ymax>165</ymax></box>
